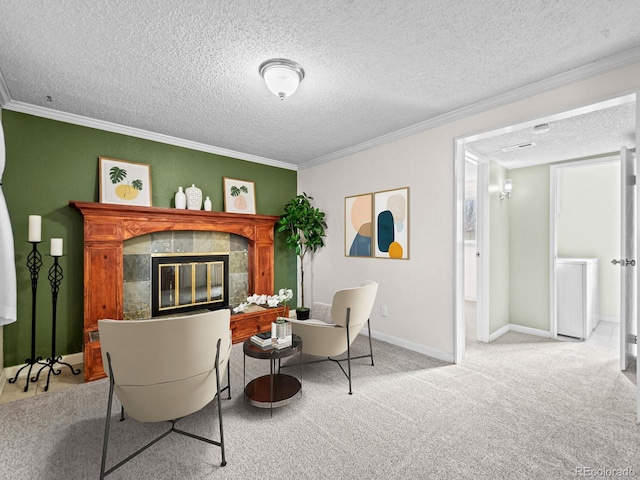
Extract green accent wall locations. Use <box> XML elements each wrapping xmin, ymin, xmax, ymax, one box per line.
<box><xmin>1</xmin><ymin>110</ymin><xmax>297</xmax><ymax>366</ymax></box>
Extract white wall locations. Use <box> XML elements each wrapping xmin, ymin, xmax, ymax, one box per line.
<box><xmin>298</xmin><ymin>62</ymin><xmax>640</xmax><ymax>361</ymax></box>
<box><xmin>557</xmin><ymin>161</ymin><xmax>620</xmax><ymax>320</ymax></box>
<box><xmin>297</xmin><ymin>137</ymin><xmax>454</xmax><ymax>360</ymax></box>
<box><xmin>489</xmin><ymin>161</ymin><xmax>510</xmax><ymax>333</ymax></box>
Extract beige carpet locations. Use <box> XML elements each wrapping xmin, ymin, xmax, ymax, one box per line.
<box><xmin>0</xmin><ymin>326</ymin><xmax>638</xmax><ymax>479</ymax></box>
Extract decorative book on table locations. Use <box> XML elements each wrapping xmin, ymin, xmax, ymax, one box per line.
<box><xmin>250</xmin><ymin>331</ymin><xmax>273</xmax><ymax>347</ymax></box>
<box><xmin>273</xmin><ymin>336</ymin><xmax>292</xmax><ymax>349</ymax></box>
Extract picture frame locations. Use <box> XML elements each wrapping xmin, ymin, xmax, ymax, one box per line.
<box><xmin>223</xmin><ymin>177</ymin><xmax>256</xmax><ymax>214</ymax></box>
<box><xmin>99</xmin><ymin>157</ymin><xmax>152</xmax><ymax>207</ymax></box>
<box><xmin>373</xmin><ymin>187</ymin><xmax>409</xmax><ymax>259</ymax></box>
<box><xmin>345</xmin><ymin>193</ymin><xmax>373</xmax><ymax>257</ymax></box>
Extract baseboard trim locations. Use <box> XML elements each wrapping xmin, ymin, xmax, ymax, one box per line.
<box><xmin>509</xmin><ymin>324</ymin><xmax>552</xmax><ymax>338</ymax></box>
<box><xmin>599</xmin><ymin>315</ymin><xmax>620</xmax><ymax>324</ymax></box>
<box><xmin>487</xmin><ymin>323</ymin><xmax>552</xmax><ymax>343</ymax></box>
<box><xmin>489</xmin><ymin>324</ymin><xmax>510</xmax><ymax>342</ymax></box>
<box><xmin>3</xmin><ymin>352</ymin><xmax>83</xmax><ymax>380</ymax></box>
<box><xmin>361</xmin><ymin>328</ymin><xmax>454</xmax><ymax>363</ymax></box>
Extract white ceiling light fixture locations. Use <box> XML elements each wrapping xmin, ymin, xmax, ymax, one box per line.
<box><xmin>259</xmin><ymin>59</ymin><xmax>305</xmax><ymax>100</ymax></box>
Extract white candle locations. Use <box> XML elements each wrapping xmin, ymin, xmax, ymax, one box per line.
<box><xmin>28</xmin><ymin>215</ymin><xmax>41</xmax><ymax>242</ymax></box>
<box><xmin>50</xmin><ymin>238</ymin><xmax>63</xmax><ymax>257</ymax></box>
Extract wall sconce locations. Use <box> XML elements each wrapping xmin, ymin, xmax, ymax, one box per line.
<box><xmin>500</xmin><ymin>179</ymin><xmax>513</xmax><ymax>200</ymax></box>
<box><xmin>259</xmin><ymin>58</ymin><xmax>305</xmax><ymax>100</ymax></box>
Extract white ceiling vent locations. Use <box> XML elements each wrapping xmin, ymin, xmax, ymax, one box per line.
<box><xmin>501</xmin><ymin>142</ymin><xmax>537</xmax><ymax>152</ymax></box>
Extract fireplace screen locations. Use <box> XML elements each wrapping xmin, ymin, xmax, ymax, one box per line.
<box><xmin>151</xmin><ymin>254</ymin><xmax>229</xmax><ymax>317</ymax></box>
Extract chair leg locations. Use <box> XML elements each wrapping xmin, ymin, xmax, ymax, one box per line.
<box><xmin>100</xmin><ymin>353</ymin><xmax>116</xmax><ymax>480</ymax></box>
<box><xmin>226</xmin><ymin>359</ymin><xmax>231</xmax><ymax>400</ymax></box>
<box><xmin>346</xmin><ymin>309</ymin><xmax>353</xmax><ymax>395</ymax></box>
<box><xmin>214</xmin><ymin>339</ymin><xmax>227</xmax><ymax>467</ymax></box>
<box><xmin>367</xmin><ymin>318</ymin><xmax>375</xmax><ymax>366</ymax></box>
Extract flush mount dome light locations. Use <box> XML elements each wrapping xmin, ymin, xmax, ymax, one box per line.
<box><xmin>259</xmin><ymin>58</ymin><xmax>305</xmax><ymax>100</ymax></box>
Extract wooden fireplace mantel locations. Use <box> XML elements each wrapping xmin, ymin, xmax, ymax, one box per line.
<box><xmin>70</xmin><ymin>201</ymin><xmax>281</xmax><ymax>381</ymax></box>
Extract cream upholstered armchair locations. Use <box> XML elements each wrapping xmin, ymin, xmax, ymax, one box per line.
<box><xmin>98</xmin><ymin>309</ymin><xmax>232</xmax><ymax>478</ymax></box>
<box><xmin>288</xmin><ymin>281</ymin><xmax>378</xmax><ymax>394</ymax></box>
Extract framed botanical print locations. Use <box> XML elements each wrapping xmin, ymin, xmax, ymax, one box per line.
<box><xmin>223</xmin><ymin>177</ymin><xmax>256</xmax><ymax>214</ymax></box>
<box><xmin>99</xmin><ymin>157</ymin><xmax>152</xmax><ymax>207</ymax></box>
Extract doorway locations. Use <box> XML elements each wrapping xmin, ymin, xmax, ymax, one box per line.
<box><xmin>551</xmin><ymin>156</ymin><xmax>620</xmax><ymax>345</ymax></box>
<box><xmin>454</xmin><ymin>94</ymin><xmax>637</xmax><ymax>364</ymax></box>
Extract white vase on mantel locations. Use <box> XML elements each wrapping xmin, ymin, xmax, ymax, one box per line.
<box><xmin>175</xmin><ymin>186</ymin><xmax>186</xmax><ymax>209</ymax></box>
<box><xmin>204</xmin><ymin>196</ymin><xmax>212</xmax><ymax>211</ymax></box>
<box><xmin>186</xmin><ymin>184</ymin><xmax>202</xmax><ymax>210</ymax></box>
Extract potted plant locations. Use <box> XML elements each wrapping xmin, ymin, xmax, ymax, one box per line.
<box><xmin>277</xmin><ymin>193</ymin><xmax>327</xmax><ymax>320</ymax></box>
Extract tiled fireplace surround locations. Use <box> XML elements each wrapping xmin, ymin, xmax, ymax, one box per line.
<box><xmin>123</xmin><ymin>231</ymin><xmax>249</xmax><ymax>319</ymax></box>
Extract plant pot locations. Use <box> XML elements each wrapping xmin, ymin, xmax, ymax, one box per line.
<box><xmin>296</xmin><ymin>307</ymin><xmax>310</xmax><ymax>320</ymax></box>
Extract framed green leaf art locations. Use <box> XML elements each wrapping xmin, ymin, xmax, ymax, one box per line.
<box><xmin>223</xmin><ymin>177</ymin><xmax>256</xmax><ymax>214</ymax></box>
<box><xmin>99</xmin><ymin>157</ymin><xmax>152</xmax><ymax>207</ymax></box>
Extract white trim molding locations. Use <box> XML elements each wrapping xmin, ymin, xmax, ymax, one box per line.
<box><xmin>300</xmin><ymin>47</ymin><xmax>640</xmax><ymax>170</ymax></box>
<box><xmin>361</xmin><ymin>328</ymin><xmax>455</xmax><ymax>364</ymax></box>
<box><xmin>599</xmin><ymin>316</ymin><xmax>620</xmax><ymax>325</ymax></box>
<box><xmin>488</xmin><ymin>323</ymin><xmax>552</xmax><ymax>342</ymax></box>
<box><xmin>1</xmin><ymin>100</ymin><xmax>297</xmax><ymax>171</ymax></box>
<box><xmin>3</xmin><ymin>48</ymin><xmax>640</xmax><ymax>172</ymax></box>
<box><xmin>509</xmin><ymin>324</ymin><xmax>552</xmax><ymax>339</ymax></box>
<box><xmin>489</xmin><ymin>324</ymin><xmax>511</xmax><ymax>342</ymax></box>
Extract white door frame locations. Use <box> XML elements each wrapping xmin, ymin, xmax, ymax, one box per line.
<box><xmin>453</xmin><ymin>93</ymin><xmax>636</xmax><ymax>364</ymax></box>
<box><xmin>476</xmin><ymin>154</ymin><xmax>490</xmax><ymax>343</ymax></box>
<box><xmin>454</xmin><ymin>143</ymin><xmax>491</xmax><ymax>363</ymax></box>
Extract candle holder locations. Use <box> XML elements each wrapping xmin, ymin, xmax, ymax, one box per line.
<box><xmin>32</xmin><ymin>256</ymin><xmax>81</xmax><ymax>391</ymax></box>
<box><xmin>8</xmin><ymin>242</ymin><xmax>44</xmax><ymax>392</ymax></box>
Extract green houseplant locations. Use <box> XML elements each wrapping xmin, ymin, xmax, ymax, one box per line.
<box><xmin>277</xmin><ymin>193</ymin><xmax>327</xmax><ymax>319</ymax></box>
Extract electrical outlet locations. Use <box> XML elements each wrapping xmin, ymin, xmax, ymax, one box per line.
<box><xmin>381</xmin><ymin>305</ymin><xmax>388</xmax><ymax>317</ymax></box>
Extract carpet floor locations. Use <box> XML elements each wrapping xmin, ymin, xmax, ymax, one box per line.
<box><xmin>0</xmin><ymin>330</ymin><xmax>638</xmax><ymax>479</ymax></box>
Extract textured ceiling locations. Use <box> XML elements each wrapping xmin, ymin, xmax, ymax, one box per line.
<box><xmin>468</xmin><ymin>101</ymin><xmax>636</xmax><ymax>169</ymax></box>
<box><xmin>1</xmin><ymin>1</ymin><xmax>640</xmax><ymax>168</ymax></box>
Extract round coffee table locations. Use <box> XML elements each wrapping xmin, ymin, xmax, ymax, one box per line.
<box><xmin>243</xmin><ymin>334</ymin><xmax>302</xmax><ymax>416</ymax></box>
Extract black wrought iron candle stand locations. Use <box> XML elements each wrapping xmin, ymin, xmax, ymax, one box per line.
<box><xmin>33</xmin><ymin>255</ymin><xmax>81</xmax><ymax>391</ymax></box>
<box><xmin>7</xmin><ymin>242</ymin><xmax>44</xmax><ymax>392</ymax></box>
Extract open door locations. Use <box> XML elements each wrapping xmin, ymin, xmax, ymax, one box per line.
<box><xmin>620</xmin><ymin>142</ymin><xmax>640</xmax><ymax>422</ymax></box>
<box><xmin>476</xmin><ymin>159</ymin><xmax>489</xmax><ymax>343</ymax></box>
<box><xmin>620</xmin><ymin>145</ymin><xmax>637</xmax><ymax>372</ymax></box>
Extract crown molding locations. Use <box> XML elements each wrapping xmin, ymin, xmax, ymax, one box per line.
<box><xmin>299</xmin><ymin>46</ymin><xmax>640</xmax><ymax>170</ymax></box>
<box><xmin>0</xmin><ymin>66</ymin><xmax>295</xmax><ymax>169</ymax></box>
<box><xmin>4</xmin><ymin>46</ymin><xmax>640</xmax><ymax>172</ymax></box>
<box><xmin>1</xmin><ymin>100</ymin><xmax>297</xmax><ymax>171</ymax></box>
